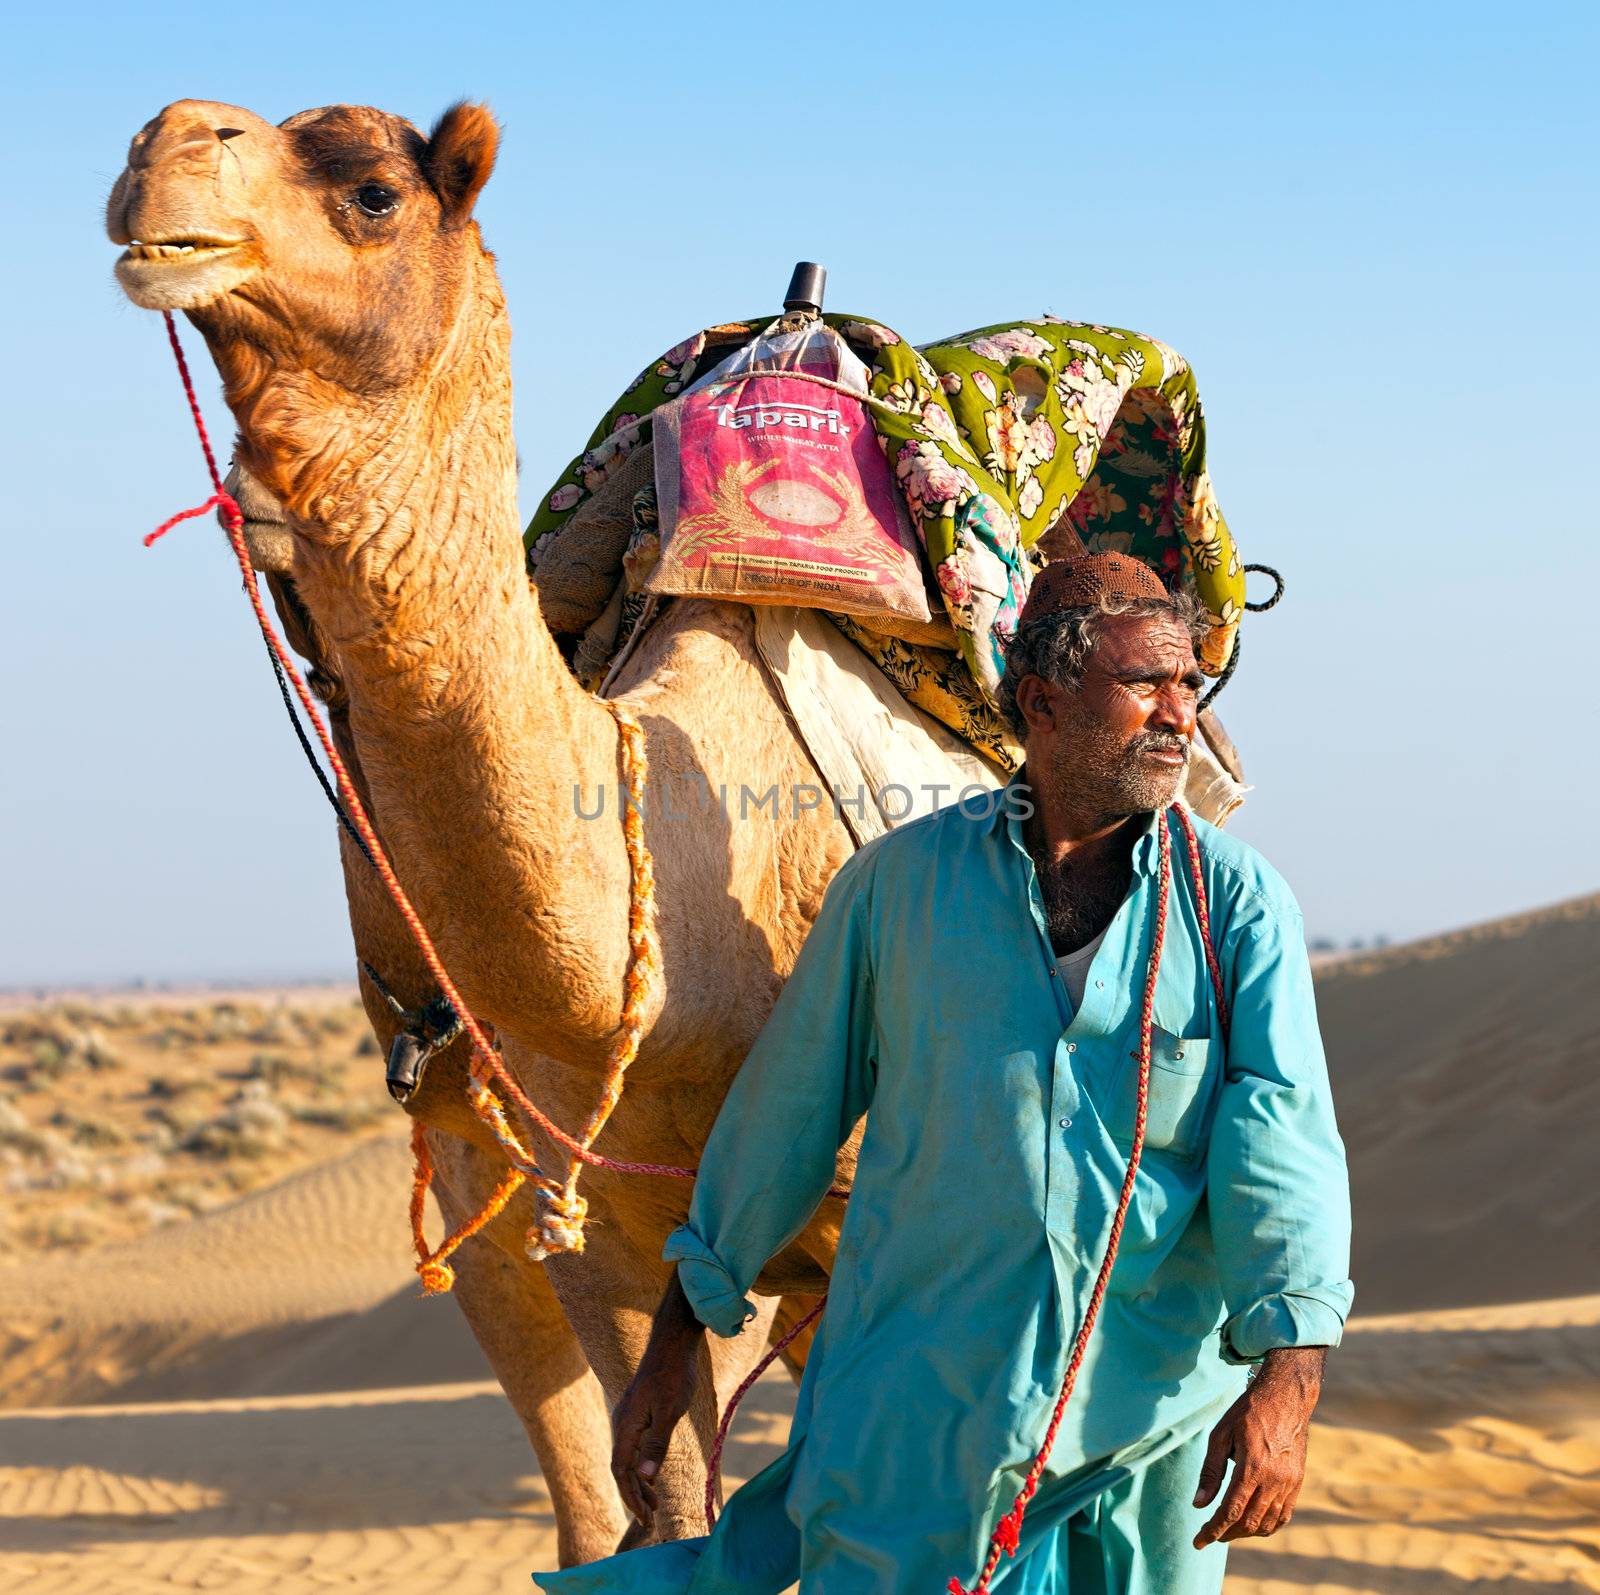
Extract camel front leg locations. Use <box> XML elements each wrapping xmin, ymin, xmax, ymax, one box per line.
<box><xmin>428</xmin><ymin>1131</ymin><xmax>627</xmax><ymax>1565</ymax></box>
<box><xmin>540</xmin><ymin>1198</ymin><xmax>779</xmax><ymax>1547</ymax></box>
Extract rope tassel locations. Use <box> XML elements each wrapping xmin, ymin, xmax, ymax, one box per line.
<box><xmin>409</xmin><ymin>1119</ymin><xmax>528</xmax><ymax>1294</ymax></box>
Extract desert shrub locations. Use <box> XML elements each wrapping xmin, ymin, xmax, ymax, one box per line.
<box><xmin>291</xmin><ymin>1100</ymin><xmax>386</xmax><ymax>1132</ymax></box>
<box><xmin>246</xmin><ymin>1011</ymin><xmax>296</xmax><ymax>1046</ymax></box>
<box><xmin>0</xmin><ymin>1095</ymin><xmax>52</xmax><ymax>1156</ymax></box>
<box><xmin>147</xmin><ymin>1073</ymin><xmax>209</xmax><ymax>1100</ymax></box>
<box><xmin>146</xmin><ymin>1099</ymin><xmax>210</xmax><ymax>1139</ymax></box>
<box><xmin>111</xmin><ymin>1148</ymin><xmax>170</xmax><ymax>1185</ymax></box>
<box><xmin>304</xmin><ymin>1058</ymin><xmax>349</xmax><ymax>1096</ymax></box>
<box><xmin>4</xmin><ymin>1148</ymin><xmax>91</xmax><ymax>1192</ymax></box>
<box><xmin>180</xmin><ymin>1081</ymin><xmax>291</xmax><ymax>1159</ymax></box>
<box><xmin>28</xmin><ymin>1038</ymin><xmax>72</xmax><ymax>1079</ymax></box>
<box><xmin>32</xmin><ymin>1204</ymin><xmax>112</xmax><ymax>1248</ymax></box>
<box><xmin>49</xmin><ymin>1110</ymin><xmax>126</xmax><ymax>1150</ymax></box>
<box><xmin>155</xmin><ymin>1178</ymin><xmax>215</xmax><ymax>1214</ymax></box>
<box><xmin>126</xmin><ymin>1194</ymin><xmax>188</xmax><ymax>1230</ymax></box>
<box><xmin>248</xmin><ymin>1052</ymin><xmax>305</xmax><ymax>1088</ymax></box>
<box><xmin>81</xmin><ymin>1031</ymin><xmax>125</xmax><ymax>1071</ymax></box>
<box><xmin>1</xmin><ymin>1017</ymin><xmax>58</xmax><ymax>1047</ymax></box>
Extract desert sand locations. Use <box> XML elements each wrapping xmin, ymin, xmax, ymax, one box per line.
<box><xmin>3</xmin><ymin>893</ymin><xmax>1597</xmax><ymax>1592</ymax></box>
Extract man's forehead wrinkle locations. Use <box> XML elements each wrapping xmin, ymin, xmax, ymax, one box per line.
<box><xmin>1093</xmin><ymin>623</ymin><xmax>1196</xmax><ymax>676</ymax></box>
<box><xmin>1106</xmin><ymin>654</ymin><xmax>1194</xmax><ymax>677</ymax></box>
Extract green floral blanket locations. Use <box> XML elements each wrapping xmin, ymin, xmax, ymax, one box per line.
<box><xmin>526</xmin><ymin>313</ymin><xmax>1243</xmax><ymax>767</ymax></box>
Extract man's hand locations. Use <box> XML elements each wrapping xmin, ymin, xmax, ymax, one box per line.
<box><xmin>611</xmin><ymin>1270</ymin><xmax>707</xmax><ymax>1527</ymax></box>
<box><xmin>1192</xmin><ymin>1346</ymin><xmax>1326</xmax><ymax>1548</ymax></box>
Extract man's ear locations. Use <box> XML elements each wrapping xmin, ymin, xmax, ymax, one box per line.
<box><xmin>1016</xmin><ymin>674</ymin><xmax>1059</xmax><ymax>735</ymax></box>
<box><xmin>425</xmin><ymin>102</ymin><xmax>499</xmax><ymax>227</ymax></box>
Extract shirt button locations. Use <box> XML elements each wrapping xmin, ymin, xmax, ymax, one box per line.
<box><xmin>1174</xmin><ymin>1049</ymin><xmax>1185</xmax><ymax>1060</ymax></box>
<box><xmin>1058</xmin><ymin>1117</ymin><xmax>1072</xmax><ymax>1129</ymax></box>
<box><xmin>1095</xmin><ymin>979</ymin><xmax>1104</xmax><ymax>989</ymax></box>
<box><xmin>1066</xmin><ymin>1042</ymin><xmax>1077</xmax><ymax>1053</ymax></box>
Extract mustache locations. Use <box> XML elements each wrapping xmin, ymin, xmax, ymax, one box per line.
<box><xmin>1129</xmin><ymin>732</ymin><xmax>1190</xmax><ymax>759</ymax></box>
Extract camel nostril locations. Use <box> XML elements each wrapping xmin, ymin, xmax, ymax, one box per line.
<box><xmin>216</xmin><ymin>127</ymin><xmax>246</xmax><ymax>141</ymax></box>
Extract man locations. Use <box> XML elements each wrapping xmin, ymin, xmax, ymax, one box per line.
<box><xmin>535</xmin><ymin>552</ymin><xmax>1353</xmax><ymax>1594</ymax></box>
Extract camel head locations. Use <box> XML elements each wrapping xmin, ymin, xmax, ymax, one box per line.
<box><xmin>106</xmin><ymin>99</ymin><xmax>502</xmax><ymax>513</ymax></box>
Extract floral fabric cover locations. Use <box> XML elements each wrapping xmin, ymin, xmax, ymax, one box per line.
<box><xmin>526</xmin><ymin>313</ymin><xmax>1245</xmax><ymax>768</ymax></box>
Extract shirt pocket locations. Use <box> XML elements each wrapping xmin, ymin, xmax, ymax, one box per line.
<box><xmin>1107</xmin><ymin>1027</ymin><xmax>1218</xmax><ymax>1162</ymax></box>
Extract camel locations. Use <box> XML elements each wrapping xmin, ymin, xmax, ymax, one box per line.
<box><xmin>107</xmin><ymin>98</ymin><xmax>859</xmax><ymax>1557</ymax></box>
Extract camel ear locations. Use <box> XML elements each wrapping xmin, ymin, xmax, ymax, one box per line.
<box><xmin>425</xmin><ymin>102</ymin><xmax>498</xmax><ymax>227</ymax></box>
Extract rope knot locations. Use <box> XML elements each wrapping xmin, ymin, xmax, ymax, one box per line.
<box><xmin>144</xmin><ymin>489</ymin><xmax>244</xmax><ymax>547</ymax></box>
<box><xmin>993</xmin><ymin>1504</ymin><xmax>1024</xmax><ymax>1555</ymax></box>
<box><xmin>526</xmin><ymin>1188</ymin><xmax>590</xmax><ymax>1261</ymax></box>
<box><xmin>418</xmin><ymin>1259</ymin><xmax>456</xmax><ymax>1295</ymax></box>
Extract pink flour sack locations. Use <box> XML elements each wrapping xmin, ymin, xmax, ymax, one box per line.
<box><xmin>648</xmin><ymin>321</ymin><xmax>932</xmax><ymax>621</ymax></box>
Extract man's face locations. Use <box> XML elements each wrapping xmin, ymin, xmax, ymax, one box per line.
<box><xmin>1022</xmin><ymin>611</ymin><xmax>1203</xmax><ymax>815</ymax></box>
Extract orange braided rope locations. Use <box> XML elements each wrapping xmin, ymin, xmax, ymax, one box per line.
<box><xmin>530</xmin><ymin>699</ymin><xmax>663</xmax><ymax>1259</ymax></box>
<box><xmin>409</xmin><ymin>1118</ymin><xmax>529</xmax><ymax>1294</ymax></box>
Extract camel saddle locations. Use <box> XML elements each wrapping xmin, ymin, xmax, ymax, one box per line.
<box><xmin>528</xmin><ymin>310</ymin><xmax>1248</xmax><ymax>791</ymax></box>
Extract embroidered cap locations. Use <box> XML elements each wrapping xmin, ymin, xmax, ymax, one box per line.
<box><xmin>1017</xmin><ymin>551</ymin><xmax>1170</xmax><ymax>630</ymax></box>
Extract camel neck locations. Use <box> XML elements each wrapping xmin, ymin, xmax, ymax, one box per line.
<box><xmin>227</xmin><ymin>263</ymin><xmax>633</xmax><ymax>1062</ymax></box>
<box><xmin>275</xmin><ymin>273</ymin><xmax>526</xmax><ymax>706</ymax></box>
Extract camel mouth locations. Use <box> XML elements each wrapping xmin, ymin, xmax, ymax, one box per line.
<box><xmin>122</xmin><ymin>235</ymin><xmax>249</xmax><ymax>261</ymax></box>
<box><xmin>115</xmin><ymin>236</ymin><xmax>258</xmax><ymax>311</ymax></box>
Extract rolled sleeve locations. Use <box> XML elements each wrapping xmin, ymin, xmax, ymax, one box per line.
<box><xmin>1221</xmin><ymin>1287</ymin><xmax>1351</xmax><ymax>1365</ymax></box>
<box><xmin>1209</xmin><ymin>895</ymin><xmax>1355</xmax><ymax>1366</ymax></box>
<box><xmin>662</xmin><ymin>1222</ymin><xmax>757</xmax><ymax>1339</ymax></box>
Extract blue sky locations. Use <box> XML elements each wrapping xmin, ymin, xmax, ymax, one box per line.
<box><xmin>2</xmin><ymin>1</ymin><xmax>1596</xmax><ymax>985</ymax></box>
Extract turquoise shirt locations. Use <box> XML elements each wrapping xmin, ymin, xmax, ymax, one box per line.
<box><xmin>534</xmin><ymin>779</ymin><xmax>1353</xmax><ymax>1594</ymax></box>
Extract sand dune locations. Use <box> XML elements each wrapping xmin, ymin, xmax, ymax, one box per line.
<box><xmin>1320</xmin><ymin>891</ymin><xmax>1600</xmax><ymax>1315</ymax></box>
<box><xmin>3</xmin><ymin>894</ymin><xmax>1597</xmax><ymax>1591</ymax></box>
<box><xmin>0</xmin><ymin>1132</ymin><xmax>494</xmax><ymax>1410</ymax></box>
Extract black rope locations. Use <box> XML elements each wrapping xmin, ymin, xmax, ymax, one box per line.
<box><xmin>1242</xmin><ymin>562</ymin><xmax>1285</xmax><ymax>613</ymax></box>
<box><xmin>361</xmin><ymin>958</ymin><xmax>460</xmax><ymax>1035</ymax></box>
<box><xmin>254</xmin><ymin>606</ymin><xmax>464</xmax><ymax>1100</ymax></box>
<box><xmin>258</xmin><ymin>624</ymin><xmax>376</xmax><ymax>868</ymax></box>
<box><xmin>1197</xmin><ymin>562</ymin><xmax>1285</xmax><ymax>713</ymax></box>
<box><xmin>1198</xmin><ymin>630</ymin><xmax>1240</xmax><ymax>715</ymax></box>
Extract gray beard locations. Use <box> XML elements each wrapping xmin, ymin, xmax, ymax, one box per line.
<box><xmin>1039</xmin><ymin>715</ymin><xmax>1188</xmax><ymax>820</ymax></box>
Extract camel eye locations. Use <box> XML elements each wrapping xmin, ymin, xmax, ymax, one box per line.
<box><xmin>353</xmin><ymin>182</ymin><xmax>398</xmax><ymax>217</ymax></box>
